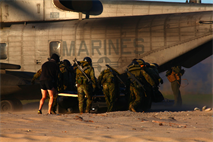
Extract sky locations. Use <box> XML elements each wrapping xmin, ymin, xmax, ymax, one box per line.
<box><xmin>143</xmin><ymin>0</ymin><xmax>213</xmax><ymax>3</ymax></box>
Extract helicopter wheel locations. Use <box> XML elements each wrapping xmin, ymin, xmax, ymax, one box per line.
<box><xmin>1</xmin><ymin>100</ymin><xmax>14</xmax><ymax>112</ymax></box>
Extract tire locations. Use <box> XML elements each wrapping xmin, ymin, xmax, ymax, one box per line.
<box><xmin>1</xmin><ymin>100</ymin><xmax>14</xmax><ymax>112</ymax></box>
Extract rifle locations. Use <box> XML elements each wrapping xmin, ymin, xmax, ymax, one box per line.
<box><xmin>106</xmin><ymin>64</ymin><xmax>126</xmax><ymax>88</ymax></box>
<box><xmin>126</xmin><ymin>69</ymin><xmax>146</xmax><ymax>91</ymax></box>
<box><xmin>73</xmin><ymin>58</ymin><xmax>93</xmax><ymax>85</ymax></box>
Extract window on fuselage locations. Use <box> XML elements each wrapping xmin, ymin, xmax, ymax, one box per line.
<box><xmin>0</xmin><ymin>43</ymin><xmax>7</xmax><ymax>59</ymax></box>
<box><xmin>49</xmin><ymin>41</ymin><xmax>60</xmax><ymax>57</ymax></box>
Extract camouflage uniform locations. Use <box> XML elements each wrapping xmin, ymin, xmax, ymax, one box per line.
<box><xmin>31</xmin><ymin>69</ymin><xmax>42</xmax><ymax>84</ymax></box>
<box><xmin>137</xmin><ymin>60</ymin><xmax>157</xmax><ymax>106</ymax></box>
<box><xmin>166</xmin><ymin>66</ymin><xmax>184</xmax><ymax>106</ymax></box>
<box><xmin>98</xmin><ymin>68</ymin><xmax>120</xmax><ymax>112</ymax></box>
<box><xmin>57</xmin><ymin>63</ymin><xmax>74</xmax><ymax>92</ymax></box>
<box><xmin>76</xmin><ymin>61</ymin><xmax>96</xmax><ymax>113</ymax></box>
<box><xmin>127</xmin><ymin>63</ymin><xmax>153</xmax><ymax>112</ymax></box>
<box><xmin>145</xmin><ymin>64</ymin><xmax>164</xmax><ymax>102</ymax></box>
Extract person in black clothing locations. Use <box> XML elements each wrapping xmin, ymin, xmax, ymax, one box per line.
<box><xmin>38</xmin><ymin>53</ymin><xmax>60</xmax><ymax>114</ymax></box>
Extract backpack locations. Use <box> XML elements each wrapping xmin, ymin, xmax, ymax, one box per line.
<box><xmin>101</xmin><ymin>70</ymin><xmax>115</xmax><ymax>84</ymax></box>
<box><xmin>167</xmin><ymin>70</ymin><xmax>180</xmax><ymax>82</ymax></box>
<box><xmin>128</xmin><ymin>65</ymin><xmax>144</xmax><ymax>86</ymax></box>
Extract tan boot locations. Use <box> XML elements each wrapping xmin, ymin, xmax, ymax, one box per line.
<box><xmin>129</xmin><ymin>104</ymin><xmax>136</xmax><ymax>112</ymax></box>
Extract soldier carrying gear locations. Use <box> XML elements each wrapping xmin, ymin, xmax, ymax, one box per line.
<box><xmin>75</xmin><ymin>58</ymin><xmax>96</xmax><ymax>113</ymax></box>
<box><xmin>57</xmin><ymin>59</ymin><xmax>74</xmax><ymax>92</ymax></box>
<box><xmin>166</xmin><ymin>66</ymin><xmax>185</xmax><ymax>106</ymax></box>
<box><xmin>136</xmin><ymin>60</ymin><xmax>155</xmax><ymax>87</ymax></box>
<box><xmin>126</xmin><ymin>60</ymin><xmax>152</xmax><ymax>112</ymax></box>
<box><xmin>136</xmin><ymin>59</ymin><xmax>164</xmax><ymax>102</ymax></box>
<box><xmin>150</xmin><ymin>63</ymin><xmax>163</xmax><ymax>85</ymax></box>
<box><xmin>98</xmin><ymin>65</ymin><xmax>121</xmax><ymax>112</ymax></box>
<box><xmin>148</xmin><ymin>63</ymin><xmax>164</xmax><ymax>102</ymax></box>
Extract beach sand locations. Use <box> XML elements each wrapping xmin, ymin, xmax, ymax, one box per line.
<box><xmin>0</xmin><ymin>102</ymin><xmax>212</xmax><ymax>142</ymax></box>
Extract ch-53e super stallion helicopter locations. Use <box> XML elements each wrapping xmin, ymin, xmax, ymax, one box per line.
<box><xmin>0</xmin><ymin>0</ymin><xmax>212</xmax><ymax>112</ymax></box>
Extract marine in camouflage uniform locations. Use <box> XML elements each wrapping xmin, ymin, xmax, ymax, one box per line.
<box><xmin>143</xmin><ymin>63</ymin><xmax>164</xmax><ymax>102</ymax></box>
<box><xmin>98</xmin><ymin>68</ymin><xmax>120</xmax><ymax>112</ymax></box>
<box><xmin>136</xmin><ymin>60</ymin><xmax>156</xmax><ymax>107</ymax></box>
<box><xmin>166</xmin><ymin>66</ymin><xmax>184</xmax><ymax>106</ymax></box>
<box><xmin>127</xmin><ymin>61</ymin><xmax>155</xmax><ymax>112</ymax></box>
<box><xmin>76</xmin><ymin>57</ymin><xmax>96</xmax><ymax>113</ymax></box>
<box><xmin>57</xmin><ymin>60</ymin><xmax>74</xmax><ymax>92</ymax></box>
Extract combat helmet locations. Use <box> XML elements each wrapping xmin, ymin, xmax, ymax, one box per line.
<box><xmin>63</xmin><ymin>59</ymin><xmax>71</xmax><ymax>68</ymax></box>
<box><xmin>128</xmin><ymin>60</ymin><xmax>141</xmax><ymax>71</ymax></box>
<box><xmin>137</xmin><ymin>59</ymin><xmax>145</xmax><ymax>65</ymax></box>
<box><xmin>83</xmin><ymin>57</ymin><xmax>92</xmax><ymax>65</ymax></box>
<box><xmin>136</xmin><ymin>59</ymin><xmax>146</xmax><ymax>68</ymax></box>
<box><xmin>153</xmin><ymin>63</ymin><xmax>159</xmax><ymax>68</ymax></box>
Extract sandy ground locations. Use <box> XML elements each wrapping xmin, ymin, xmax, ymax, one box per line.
<box><xmin>0</xmin><ymin>102</ymin><xmax>213</xmax><ymax>142</ymax></box>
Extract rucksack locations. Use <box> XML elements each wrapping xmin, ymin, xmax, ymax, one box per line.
<box><xmin>102</xmin><ymin>70</ymin><xmax>115</xmax><ymax>84</ymax></box>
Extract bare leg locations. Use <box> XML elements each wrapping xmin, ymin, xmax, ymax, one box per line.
<box><xmin>39</xmin><ymin>89</ymin><xmax>47</xmax><ymax>111</ymax></box>
<box><xmin>47</xmin><ymin>87</ymin><xmax>57</xmax><ymax>114</ymax></box>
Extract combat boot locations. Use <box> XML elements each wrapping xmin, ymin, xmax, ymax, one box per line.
<box><xmin>129</xmin><ymin>104</ymin><xmax>136</xmax><ymax>112</ymax></box>
<box><xmin>85</xmin><ymin>109</ymin><xmax>90</xmax><ymax>113</ymax></box>
<box><xmin>50</xmin><ymin>110</ymin><xmax>56</xmax><ymax>114</ymax></box>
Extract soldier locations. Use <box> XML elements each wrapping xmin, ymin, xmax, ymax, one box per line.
<box><xmin>31</xmin><ymin>68</ymin><xmax>42</xmax><ymax>85</ymax></box>
<box><xmin>147</xmin><ymin>63</ymin><xmax>164</xmax><ymax>102</ymax></box>
<box><xmin>98</xmin><ymin>66</ymin><xmax>120</xmax><ymax>112</ymax></box>
<box><xmin>166</xmin><ymin>66</ymin><xmax>185</xmax><ymax>106</ymax></box>
<box><xmin>57</xmin><ymin>59</ymin><xmax>74</xmax><ymax>92</ymax></box>
<box><xmin>150</xmin><ymin>63</ymin><xmax>163</xmax><ymax>85</ymax></box>
<box><xmin>53</xmin><ymin>59</ymin><xmax>75</xmax><ymax>113</ymax></box>
<box><xmin>126</xmin><ymin>60</ymin><xmax>153</xmax><ymax>112</ymax></box>
<box><xmin>75</xmin><ymin>57</ymin><xmax>96</xmax><ymax>113</ymax></box>
<box><xmin>136</xmin><ymin>59</ymin><xmax>156</xmax><ymax>105</ymax></box>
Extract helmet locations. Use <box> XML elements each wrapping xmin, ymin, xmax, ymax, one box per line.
<box><xmin>138</xmin><ymin>59</ymin><xmax>145</xmax><ymax>62</ymax></box>
<box><xmin>129</xmin><ymin>60</ymin><xmax>139</xmax><ymax>67</ymax></box>
<box><xmin>63</xmin><ymin>59</ymin><xmax>71</xmax><ymax>68</ymax></box>
<box><xmin>83</xmin><ymin>57</ymin><xmax>92</xmax><ymax>65</ymax></box>
<box><xmin>153</xmin><ymin>63</ymin><xmax>159</xmax><ymax>68</ymax></box>
<box><xmin>128</xmin><ymin>60</ymin><xmax>141</xmax><ymax>71</ymax></box>
<box><xmin>51</xmin><ymin>53</ymin><xmax>60</xmax><ymax>63</ymax></box>
<box><xmin>150</xmin><ymin>63</ymin><xmax>159</xmax><ymax>68</ymax></box>
<box><xmin>137</xmin><ymin>59</ymin><xmax>145</xmax><ymax>65</ymax></box>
